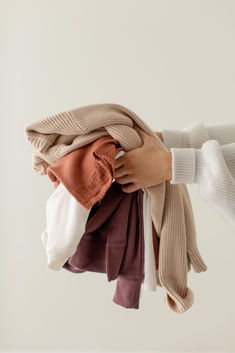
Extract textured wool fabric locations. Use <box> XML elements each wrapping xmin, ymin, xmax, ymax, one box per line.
<box><xmin>142</xmin><ymin>189</ymin><xmax>158</xmax><ymax>291</ymax></box>
<box><xmin>24</xmin><ymin>103</ymin><xmax>207</xmax><ymax>313</ymax></box>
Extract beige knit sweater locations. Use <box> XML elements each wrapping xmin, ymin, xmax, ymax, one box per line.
<box><xmin>24</xmin><ymin>103</ymin><xmax>207</xmax><ymax>313</ymax></box>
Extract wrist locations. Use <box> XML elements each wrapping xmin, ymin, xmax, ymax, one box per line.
<box><xmin>169</xmin><ymin>148</ymin><xmax>196</xmax><ymax>184</ymax></box>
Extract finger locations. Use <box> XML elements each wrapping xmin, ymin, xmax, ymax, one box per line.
<box><xmin>122</xmin><ymin>182</ymin><xmax>141</xmax><ymax>193</ymax></box>
<box><xmin>114</xmin><ymin>156</ymin><xmax>125</xmax><ymax>169</ymax></box>
<box><xmin>134</xmin><ymin>125</ymin><xmax>151</xmax><ymax>142</ymax></box>
<box><xmin>115</xmin><ymin>174</ymin><xmax>136</xmax><ymax>185</ymax></box>
<box><xmin>114</xmin><ymin>165</ymin><xmax>130</xmax><ymax>178</ymax></box>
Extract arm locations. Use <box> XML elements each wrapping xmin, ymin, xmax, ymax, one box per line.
<box><xmin>169</xmin><ymin>141</ymin><xmax>235</xmax><ymax>184</ymax></box>
<box><xmin>157</xmin><ymin>122</ymin><xmax>235</xmax><ymax>149</ymax></box>
<box><xmin>169</xmin><ymin>141</ymin><xmax>235</xmax><ymax>227</ymax></box>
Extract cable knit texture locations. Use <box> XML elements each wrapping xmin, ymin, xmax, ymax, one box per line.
<box><xmin>24</xmin><ymin>103</ymin><xmax>207</xmax><ymax>313</ymax></box>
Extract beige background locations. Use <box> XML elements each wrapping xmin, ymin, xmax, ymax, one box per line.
<box><xmin>1</xmin><ymin>0</ymin><xmax>235</xmax><ymax>352</ymax></box>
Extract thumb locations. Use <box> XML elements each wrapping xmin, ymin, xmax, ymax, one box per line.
<box><xmin>133</xmin><ymin>125</ymin><xmax>151</xmax><ymax>144</ymax></box>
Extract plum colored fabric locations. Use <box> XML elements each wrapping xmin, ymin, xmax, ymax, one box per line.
<box><xmin>63</xmin><ymin>180</ymin><xmax>145</xmax><ymax>309</ymax></box>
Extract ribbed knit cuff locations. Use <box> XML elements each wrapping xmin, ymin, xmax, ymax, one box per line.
<box><xmin>169</xmin><ymin>148</ymin><xmax>196</xmax><ymax>184</ymax></box>
<box><xmin>171</xmin><ymin>141</ymin><xmax>235</xmax><ymax>186</ymax></box>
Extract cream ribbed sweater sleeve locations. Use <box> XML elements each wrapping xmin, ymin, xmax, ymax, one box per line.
<box><xmin>161</xmin><ymin>122</ymin><xmax>235</xmax><ymax>149</ymax></box>
<box><xmin>160</xmin><ymin>122</ymin><xmax>235</xmax><ymax>227</ymax></box>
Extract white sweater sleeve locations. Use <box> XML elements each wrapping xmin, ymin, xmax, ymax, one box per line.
<box><xmin>159</xmin><ymin>123</ymin><xmax>235</xmax><ymax>226</ymax></box>
<box><xmin>169</xmin><ymin>141</ymin><xmax>235</xmax><ymax>227</ymax></box>
<box><xmin>161</xmin><ymin>122</ymin><xmax>235</xmax><ymax>149</ymax></box>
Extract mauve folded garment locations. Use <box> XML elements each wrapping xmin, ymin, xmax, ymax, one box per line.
<box><xmin>63</xmin><ymin>180</ymin><xmax>145</xmax><ymax>309</ymax></box>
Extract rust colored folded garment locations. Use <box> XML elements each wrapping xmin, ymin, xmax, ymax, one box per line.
<box><xmin>63</xmin><ymin>180</ymin><xmax>145</xmax><ymax>309</ymax></box>
<box><xmin>46</xmin><ymin>135</ymin><xmax>123</xmax><ymax>210</ymax></box>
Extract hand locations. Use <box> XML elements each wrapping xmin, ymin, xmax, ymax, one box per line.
<box><xmin>113</xmin><ymin>126</ymin><xmax>172</xmax><ymax>193</ymax></box>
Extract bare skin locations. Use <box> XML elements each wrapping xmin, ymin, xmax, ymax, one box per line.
<box><xmin>113</xmin><ymin>126</ymin><xmax>172</xmax><ymax>193</ymax></box>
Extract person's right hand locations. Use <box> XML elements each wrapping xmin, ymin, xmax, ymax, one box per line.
<box><xmin>114</xmin><ymin>127</ymin><xmax>172</xmax><ymax>192</ymax></box>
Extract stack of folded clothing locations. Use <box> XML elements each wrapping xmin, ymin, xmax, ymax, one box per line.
<box><xmin>24</xmin><ymin>103</ymin><xmax>207</xmax><ymax>313</ymax></box>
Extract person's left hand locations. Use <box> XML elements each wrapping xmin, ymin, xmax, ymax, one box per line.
<box><xmin>113</xmin><ymin>125</ymin><xmax>172</xmax><ymax>193</ymax></box>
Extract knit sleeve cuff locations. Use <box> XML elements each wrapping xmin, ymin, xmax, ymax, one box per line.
<box><xmin>169</xmin><ymin>148</ymin><xmax>196</xmax><ymax>184</ymax></box>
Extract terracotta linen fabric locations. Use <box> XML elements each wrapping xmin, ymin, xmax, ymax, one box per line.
<box><xmin>46</xmin><ymin>135</ymin><xmax>123</xmax><ymax>210</ymax></box>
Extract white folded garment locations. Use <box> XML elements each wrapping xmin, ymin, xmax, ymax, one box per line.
<box><xmin>41</xmin><ymin>182</ymin><xmax>91</xmax><ymax>270</ymax></box>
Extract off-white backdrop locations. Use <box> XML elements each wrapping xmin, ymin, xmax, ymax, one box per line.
<box><xmin>1</xmin><ymin>0</ymin><xmax>235</xmax><ymax>352</ymax></box>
